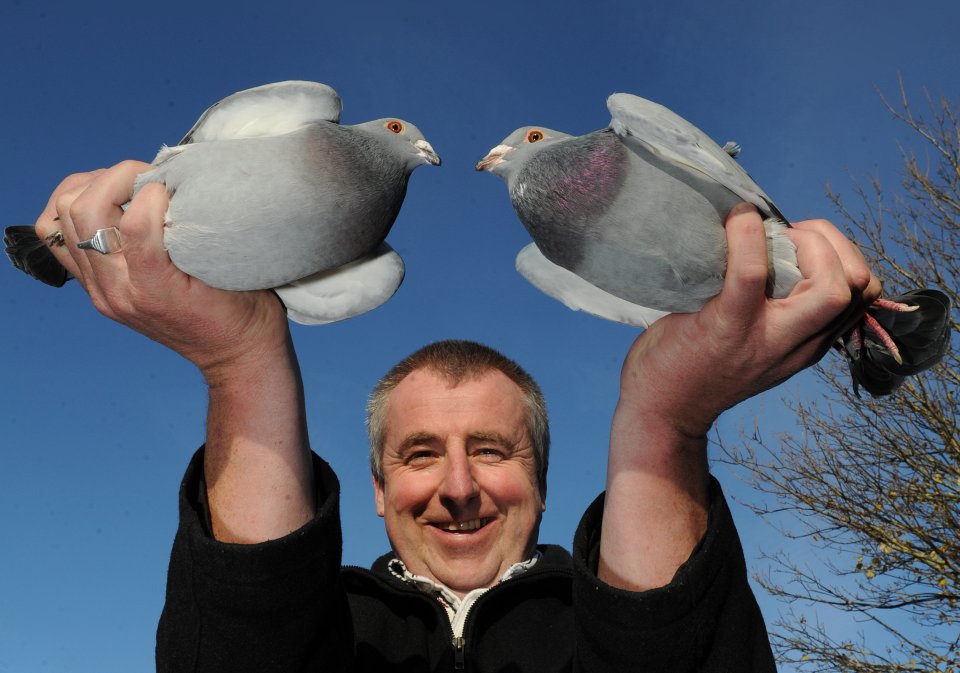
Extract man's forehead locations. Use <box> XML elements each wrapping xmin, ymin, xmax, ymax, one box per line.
<box><xmin>383</xmin><ymin>367</ymin><xmax>527</xmax><ymax>432</ymax></box>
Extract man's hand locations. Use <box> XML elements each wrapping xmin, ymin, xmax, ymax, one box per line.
<box><xmin>37</xmin><ymin>163</ymin><xmax>316</xmax><ymax>542</ymax></box>
<box><xmin>599</xmin><ymin>204</ymin><xmax>880</xmax><ymax>591</ymax></box>
<box><xmin>35</xmin><ymin>162</ymin><xmax>289</xmax><ymax>381</ymax></box>
<box><xmin>620</xmin><ymin>203</ymin><xmax>880</xmax><ymax>439</ymax></box>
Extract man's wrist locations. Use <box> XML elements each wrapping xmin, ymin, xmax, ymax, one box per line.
<box><xmin>200</xmin><ymin>321</ymin><xmax>296</xmax><ymax>391</ymax></box>
<box><xmin>614</xmin><ymin>385</ymin><xmax>717</xmax><ymax>446</ymax></box>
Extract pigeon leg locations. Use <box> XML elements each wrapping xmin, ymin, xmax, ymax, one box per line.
<box><xmin>860</xmin><ymin>297</ymin><xmax>925</xmax><ymax>366</ymax></box>
<box><xmin>45</xmin><ymin>231</ymin><xmax>65</xmax><ymax>247</ymax></box>
<box><xmin>873</xmin><ymin>297</ymin><xmax>920</xmax><ymax>313</ymax></box>
<box><xmin>863</xmin><ymin>311</ymin><xmax>904</xmax><ymax>365</ymax></box>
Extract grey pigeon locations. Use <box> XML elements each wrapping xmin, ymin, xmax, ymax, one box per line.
<box><xmin>477</xmin><ymin>93</ymin><xmax>950</xmax><ymax>395</ymax></box>
<box><xmin>6</xmin><ymin>80</ymin><xmax>440</xmax><ymax>324</ymax></box>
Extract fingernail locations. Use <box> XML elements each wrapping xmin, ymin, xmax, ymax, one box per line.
<box><xmin>729</xmin><ymin>202</ymin><xmax>757</xmax><ymax>216</ymax></box>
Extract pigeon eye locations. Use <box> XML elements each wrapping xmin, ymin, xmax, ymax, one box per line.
<box><xmin>527</xmin><ymin>130</ymin><xmax>544</xmax><ymax>143</ymax></box>
<box><xmin>386</xmin><ymin>121</ymin><xmax>404</xmax><ymax>134</ymax></box>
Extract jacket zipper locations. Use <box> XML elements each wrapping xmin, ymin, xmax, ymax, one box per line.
<box><xmin>347</xmin><ymin>562</ymin><xmax>573</xmax><ymax>672</ymax></box>
<box><xmin>453</xmin><ymin>635</ymin><xmax>466</xmax><ymax>670</ymax></box>
<box><xmin>348</xmin><ymin>564</ymin><xmax>472</xmax><ymax>671</ymax></box>
<box><xmin>446</xmin><ymin>567</ymin><xmax>573</xmax><ymax>672</ymax></box>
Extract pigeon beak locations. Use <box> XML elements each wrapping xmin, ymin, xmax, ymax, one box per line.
<box><xmin>415</xmin><ymin>139</ymin><xmax>441</xmax><ymax>166</ymax></box>
<box><xmin>475</xmin><ymin>144</ymin><xmax>513</xmax><ymax>172</ymax></box>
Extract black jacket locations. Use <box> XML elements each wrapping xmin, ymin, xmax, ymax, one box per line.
<box><xmin>157</xmin><ymin>449</ymin><xmax>775</xmax><ymax>672</ymax></box>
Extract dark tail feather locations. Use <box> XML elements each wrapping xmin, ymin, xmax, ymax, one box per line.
<box><xmin>4</xmin><ymin>225</ymin><xmax>72</xmax><ymax>287</ymax></box>
<box><xmin>842</xmin><ymin>288</ymin><xmax>952</xmax><ymax>396</ymax></box>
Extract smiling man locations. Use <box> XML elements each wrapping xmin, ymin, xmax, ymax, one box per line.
<box><xmin>32</xmin><ymin>164</ymin><xmax>880</xmax><ymax>672</ymax></box>
<box><xmin>371</xmin><ymin>355</ymin><xmax>547</xmax><ymax>597</ymax></box>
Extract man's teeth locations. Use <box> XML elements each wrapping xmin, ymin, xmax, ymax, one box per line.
<box><xmin>439</xmin><ymin>518</ymin><xmax>489</xmax><ymax>532</ymax></box>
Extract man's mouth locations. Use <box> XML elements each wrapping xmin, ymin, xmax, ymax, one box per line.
<box><xmin>433</xmin><ymin>517</ymin><xmax>493</xmax><ymax>533</ymax></box>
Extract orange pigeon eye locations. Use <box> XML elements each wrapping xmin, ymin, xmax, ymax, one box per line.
<box><xmin>527</xmin><ymin>130</ymin><xmax>544</xmax><ymax>143</ymax></box>
<box><xmin>387</xmin><ymin>121</ymin><xmax>404</xmax><ymax>133</ymax></box>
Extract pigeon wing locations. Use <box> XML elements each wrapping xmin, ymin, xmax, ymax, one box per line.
<box><xmin>274</xmin><ymin>243</ymin><xmax>405</xmax><ymax>325</ymax></box>
<box><xmin>516</xmin><ymin>243</ymin><xmax>669</xmax><ymax>328</ymax></box>
<box><xmin>177</xmin><ymin>80</ymin><xmax>343</xmax><ymax>145</ymax></box>
<box><xmin>607</xmin><ymin>93</ymin><xmax>783</xmax><ymax>220</ymax></box>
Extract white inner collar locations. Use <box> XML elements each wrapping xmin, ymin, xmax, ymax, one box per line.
<box><xmin>386</xmin><ymin>552</ymin><xmax>542</xmax><ymax>637</ymax></box>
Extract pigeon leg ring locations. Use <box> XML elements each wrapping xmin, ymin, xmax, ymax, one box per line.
<box><xmin>77</xmin><ymin>227</ymin><xmax>122</xmax><ymax>255</ymax></box>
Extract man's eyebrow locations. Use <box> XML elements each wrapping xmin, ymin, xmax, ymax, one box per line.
<box><xmin>469</xmin><ymin>431</ymin><xmax>518</xmax><ymax>449</ymax></box>
<box><xmin>396</xmin><ymin>432</ymin><xmax>440</xmax><ymax>453</ymax></box>
<box><xmin>394</xmin><ymin>431</ymin><xmax>519</xmax><ymax>453</ymax></box>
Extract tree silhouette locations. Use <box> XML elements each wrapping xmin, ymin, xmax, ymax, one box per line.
<box><xmin>725</xmin><ymin>79</ymin><xmax>959</xmax><ymax>672</ymax></box>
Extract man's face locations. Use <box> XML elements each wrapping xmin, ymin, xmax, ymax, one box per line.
<box><xmin>374</xmin><ymin>368</ymin><xmax>545</xmax><ymax>597</ymax></box>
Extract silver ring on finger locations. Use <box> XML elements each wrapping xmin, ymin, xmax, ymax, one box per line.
<box><xmin>77</xmin><ymin>227</ymin><xmax>122</xmax><ymax>255</ymax></box>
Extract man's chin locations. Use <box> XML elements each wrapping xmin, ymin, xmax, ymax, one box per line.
<box><xmin>433</xmin><ymin>564</ymin><xmax>502</xmax><ymax>596</ymax></box>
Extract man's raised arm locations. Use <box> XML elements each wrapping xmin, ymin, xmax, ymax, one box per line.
<box><xmin>598</xmin><ymin>203</ymin><xmax>880</xmax><ymax>590</ymax></box>
<box><xmin>35</xmin><ymin>162</ymin><xmax>316</xmax><ymax>543</ymax></box>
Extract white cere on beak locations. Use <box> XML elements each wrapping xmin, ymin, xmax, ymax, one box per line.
<box><xmin>415</xmin><ymin>139</ymin><xmax>441</xmax><ymax>166</ymax></box>
<box><xmin>475</xmin><ymin>144</ymin><xmax>514</xmax><ymax>171</ymax></box>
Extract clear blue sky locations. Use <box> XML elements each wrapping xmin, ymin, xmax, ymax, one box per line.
<box><xmin>2</xmin><ymin>1</ymin><xmax>958</xmax><ymax>671</ymax></box>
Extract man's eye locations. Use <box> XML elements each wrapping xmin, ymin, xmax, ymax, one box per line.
<box><xmin>475</xmin><ymin>448</ymin><xmax>504</xmax><ymax>460</ymax></box>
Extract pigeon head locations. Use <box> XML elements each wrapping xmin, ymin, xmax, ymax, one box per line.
<box><xmin>476</xmin><ymin>126</ymin><xmax>571</xmax><ymax>181</ymax></box>
<box><xmin>354</xmin><ymin>118</ymin><xmax>441</xmax><ymax>170</ymax></box>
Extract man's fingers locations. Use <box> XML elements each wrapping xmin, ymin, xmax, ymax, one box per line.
<box><xmin>711</xmin><ymin>207</ymin><xmax>864</xmax><ymax>370</ymax></box>
<box><xmin>47</xmin><ymin>187</ymin><xmax>93</xmax><ymax>283</ymax></box>
<box><xmin>34</xmin><ymin>171</ymin><xmax>107</xmax><ymax>281</ymax></box>
<box><xmin>52</xmin><ymin>164</ymin><xmax>139</xmax><ymax>289</ymax></box>
<box><xmin>122</xmin><ymin>182</ymin><xmax>174</xmax><ymax>288</ymax></box>
<box><xmin>33</xmin><ymin>162</ymin><xmax>157</xmax><ymax>320</ymax></box>
<box><xmin>783</xmin><ymin>225</ymin><xmax>857</xmax><ymax>339</ymax></box>
<box><xmin>790</xmin><ymin>219</ymin><xmax>880</xmax><ymax>303</ymax></box>
<box><xmin>37</xmin><ymin>170</ymin><xmax>105</xmax><ymax>223</ymax></box>
<box><xmin>70</xmin><ymin>161</ymin><xmax>149</xmax><ymax>241</ymax></box>
<box><xmin>70</xmin><ymin>163</ymin><xmax>158</xmax><ymax>295</ymax></box>
<box><xmin>714</xmin><ymin>203</ymin><xmax>769</xmax><ymax>326</ymax></box>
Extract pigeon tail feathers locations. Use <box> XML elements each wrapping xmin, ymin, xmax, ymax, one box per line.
<box><xmin>842</xmin><ymin>288</ymin><xmax>952</xmax><ymax>395</ymax></box>
<box><xmin>4</xmin><ymin>225</ymin><xmax>72</xmax><ymax>287</ymax></box>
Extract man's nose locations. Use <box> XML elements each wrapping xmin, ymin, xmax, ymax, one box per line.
<box><xmin>438</xmin><ymin>451</ymin><xmax>480</xmax><ymax>505</ymax></box>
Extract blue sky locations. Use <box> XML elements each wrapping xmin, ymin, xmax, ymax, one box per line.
<box><xmin>1</xmin><ymin>1</ymin><xmax>958</xmax><ymax>670</ymax></box>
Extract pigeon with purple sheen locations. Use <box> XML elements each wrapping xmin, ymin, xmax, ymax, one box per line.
<box><xmin>477</xmin><ymin>93</ymin><xmax>950</xmax><ymax>395</ymax></box>
<box><xmin>5</xmin><ymin>80</ymin><xmax>440</xmax><ymax>324</ymax></box>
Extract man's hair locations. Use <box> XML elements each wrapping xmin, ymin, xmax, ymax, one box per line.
<box><xmin>367</xmin><ymin>340</ymin><xmax>549</xmax><ymax>494</ymax></box>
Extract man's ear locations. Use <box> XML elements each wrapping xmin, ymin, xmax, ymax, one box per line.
<box><xmin>373</xmin><ymin>474</ymin><xmax>385</xmax><ymax>517</ymax></box>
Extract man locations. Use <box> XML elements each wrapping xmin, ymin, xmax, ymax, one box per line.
<box><xmin>34</xmin><ymin>161</ymin><xmax>879</xmax><ymax>671</ymax></box>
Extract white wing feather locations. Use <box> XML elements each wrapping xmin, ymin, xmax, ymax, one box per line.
<box><xmin>178</xmin><ymin>80</ymin><xmax>342</xmax><ymax>144</ymax></box>
<box><xmin>516</xmin><ymin>243</ymin><xmax>668</xmax><ymax>328</ymax></box>
<box><xmin>274</xmin><ymin>243</ymin><xmax>404</xmax><ymax>325</ymax></box>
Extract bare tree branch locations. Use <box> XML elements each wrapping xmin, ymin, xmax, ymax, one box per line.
<box><xmin>722</xmin><ymin>80</ymin><xmax>960</xmax><ymax>673</ymax></box>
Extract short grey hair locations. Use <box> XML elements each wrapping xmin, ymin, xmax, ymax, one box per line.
<box><xmin>367</xmin><ymin>340</ymin><xmax>549</xmax><ymax>495</ymax></box>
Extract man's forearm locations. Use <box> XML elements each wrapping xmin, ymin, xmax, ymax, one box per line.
<box><xmin>598</xmin><ymin>399</ymin><xmax>710</xmax><ymax>591</ymax></box>
<box><xmin>203</xmin><ymin>329</ymin><xmax>316</xmax><ymax>543</ymax></box>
